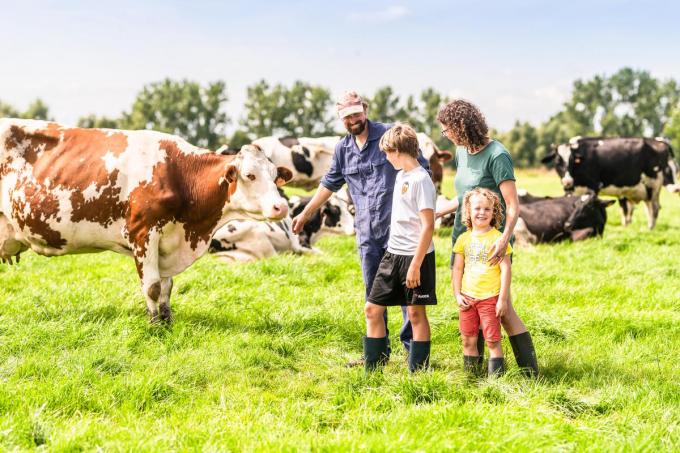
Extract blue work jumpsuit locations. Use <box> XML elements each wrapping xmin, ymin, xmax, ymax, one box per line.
<box><xmin>320</xmin><ymin>120</ymin><xmax>430</xmax><ymax>351</ymax></box>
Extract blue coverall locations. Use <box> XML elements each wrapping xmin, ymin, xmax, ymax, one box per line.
<box><xmin>320</xmin><ymin>120</ymin><xmax>430</xmax><ymax>351</ymax></box>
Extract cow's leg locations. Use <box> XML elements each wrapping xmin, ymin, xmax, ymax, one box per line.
<box><xmin>158</xmin><ymin>277</ymin><xmax>174</xmax><ymax>323</ymax></box>
<box><xmin>133</xmin><ymin>231</ymin><xmax>164</xmax><ymax>322</ymax></box>
<box><xmin>618</xmin><ymin>198</ymin><xmax>635</xmax><ymax>226</ymax></box>
<box><xmin>644</xmin><ymin>198</ymin><xmax>660</xmax><ymax>230</ymax></box>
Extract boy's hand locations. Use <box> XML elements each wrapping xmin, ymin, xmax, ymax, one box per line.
<box><xmin>496</xmin><ymin>297</ymin><xmax>508</xmax><ymax>318</ymax></box>
<box><xmin>406</xmin><ymin>263</ymin><xmax>420</xmax><ymax>288</ymax></box>
<box><xmin>456</xmin><ymin>294</ymin><xmax>470</xmax><ymax>311</ymax></box>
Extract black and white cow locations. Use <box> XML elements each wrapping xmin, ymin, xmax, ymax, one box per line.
<box><xmin>210</xmin><ymin>188</ymin><xmax>354</xmax><ymax>262</ymax></box>
<box><xmin>541</xmin><ymin>136</ymin><xmax>680</xmax><ymax>229</ymax></box>
<box><xmin>515</xmin><ymin>191</ymin><xmax>615</xmax><ymax>245</ymax></box>
<box><xmin>241</xmin><ymin>133</ymin><xmax>453</xmax><ymax>192</ymax></box>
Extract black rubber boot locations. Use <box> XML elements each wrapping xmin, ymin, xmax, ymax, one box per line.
<box><xmin>463</xmin><ymin>355</ymin><xmax>482</xmax><ymax>376</ymax></box>
<box><xmin>508</xmin><ymin>331</ymin><xmax>539</xmax><ymax>378</ymax></box>
<box><xmin>488</xmin><ymin>357</ymin><xmax>506</xmax><ymax>377</ymax></box>
<box><xmin>408</xmin><ymin>340</ymin><xmax>430</xmax><ymax>372</ymax></box>
<box><xmin>363</xmin><ymin>336</ymin><xmax>389</xmax><ymax>371</ymax></box>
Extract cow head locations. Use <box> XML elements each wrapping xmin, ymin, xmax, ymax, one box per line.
<box><xmin>564</xmin><ymin>192</ymin><xmax>615</xmax><ymax>237</ymax></box>
<box><xmin>541</xmin><ymin>137</ymin><xmax>597</xmax><ymax>192</ymax></box>
<box><xmin>223</xmin><ymin>144</ymin><xmax>292</xmax><ymax>220</ymax></box>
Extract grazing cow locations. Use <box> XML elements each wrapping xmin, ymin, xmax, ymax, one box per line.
<box><xmin>210</xmin><ymin>188</ymin><xmax>355</xmax><ymax>262</ymax></box>
<box><xmin>541</xmin><ymin>136</ymin><xmax>680</xmax><ymax>229</ymax></box>
<box><xmin>0</xmin><ymin>119</ymin><xmax>292</xmax><ymax>321</ymax></box>
<box><xmin>515</xmin><ymin>191</ymin><xmax>615</xmax><ymax>244</ymax></box>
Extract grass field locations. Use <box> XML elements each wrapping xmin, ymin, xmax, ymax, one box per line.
<box><xmin>1</xmin><ymin>169</ymin><xmax>679</xmax><ymax>451</ymax></box>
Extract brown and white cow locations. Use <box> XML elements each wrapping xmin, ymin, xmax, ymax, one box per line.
<box><xmin>0</xmin><ymin>119</ymin><xmax>291</xmax><ymax>321</ymax></box>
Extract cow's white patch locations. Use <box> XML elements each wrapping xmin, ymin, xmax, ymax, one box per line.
<box><xmin>569</xmin><ymin>136</ymin><xmax>582</xmax><ymax>148</ymax></box>
<box><xmin>561</xmin><ymin>171</ymin><xmax>574</xmax><ymax>188</ymax></box>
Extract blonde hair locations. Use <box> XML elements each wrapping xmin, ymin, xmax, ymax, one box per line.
<box><xmin>461</xmin><ymin>188</ymin><xmax>504</xmax><ymax>230</ymax></box>
<box><xmin>379</xmin><ymin>122</ymin><xmax>419</xmax><ymax>158</ymax></box>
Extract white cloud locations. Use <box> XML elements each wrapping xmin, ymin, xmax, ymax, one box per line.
<box><xmin>348</xmin><ymin>5</ymin><xmax>410</xmax><ymax>24</ymax></box>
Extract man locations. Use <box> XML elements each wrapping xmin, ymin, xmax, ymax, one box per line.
<box><xmin>291</xmin><ymin>91</ymin><xmax>429</xmax><ymax>364</ymax></box>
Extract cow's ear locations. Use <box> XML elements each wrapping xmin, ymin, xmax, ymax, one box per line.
<box><xmin>540</xmin><ymin>152</ymin><xmax>556</xmax><ymax>164</ymax></box>
<box><xmin>438</xmin><ymin>150</ymin><xmax>453</xmax><ymax>163</ymax></box>
<box><xmin>276</xmin><ymin>167</ymin><xmax>293</xmax><ymax>187</ymax></box>
<box><xmin>599</xmin><ymin>199</ymin><xmax>616</xmax><ymax>208</ymax></box>
<box><xmin>225</xmin><ymin>165</ymin><xmax>238</xmax><ymax>199</ymax></box>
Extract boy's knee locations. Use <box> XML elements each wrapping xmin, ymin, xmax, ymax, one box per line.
<box><xmin>364</xmin><ymin>303</ymin><xmax>384</xmax><ymax>321</ymax></box>
<box><xmin>407</xmin><ymin>306</ymin><xmax>425</xmax><ymax>323</ymax></box>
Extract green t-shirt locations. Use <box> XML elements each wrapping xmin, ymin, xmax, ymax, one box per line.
<box><xmin>452</xmin><ymin>140</ymin><xmax>515</xmax><ymax>243</ymax></box>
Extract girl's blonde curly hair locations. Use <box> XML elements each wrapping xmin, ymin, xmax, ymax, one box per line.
<box><xmin>461</xmin><ymin>188</ymin><xmax>504</xmax><ymax>230</ymax></box>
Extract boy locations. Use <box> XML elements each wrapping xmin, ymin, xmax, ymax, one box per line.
<box><xmin>364</xmin><ymin>123</ymin><xmax>437</xmax><ymax>372</ymax></box>
<box><xmin>452</xmin><ymin>188</ymin><xmax>512</xmax><ymax>376</ymax></box>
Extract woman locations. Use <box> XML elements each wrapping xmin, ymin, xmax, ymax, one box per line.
<box><xmin>436</xmin><ymin>99</ymin><xmax>539</xmax><ymax>377</ymax></box>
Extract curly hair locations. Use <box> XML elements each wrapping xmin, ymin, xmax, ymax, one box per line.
<box><xmin>461</xmin><ymin>188</ymin><xmax>504</xmax><ymax>230</ymax></box>
<box><xmin>437</xmin><ymin>99</ymin><xmax>489</xmax><ymax>152</ymax></box>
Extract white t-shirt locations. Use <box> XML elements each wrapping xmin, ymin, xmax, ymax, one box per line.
<box><xmin>387</xmin><ymin>166</ymin><xmax>437</xmax><ymax>255</ymax></box>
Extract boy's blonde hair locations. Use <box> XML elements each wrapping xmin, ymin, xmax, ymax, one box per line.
<box><xmin>379</xmin><ymin>123</ymin><xmax>419</xmax><ymax>158</ymax></box>
<box><xmin>462</xmin><ymin>188</ymin><xmax>504</xmax><ymax>230</ymax></box>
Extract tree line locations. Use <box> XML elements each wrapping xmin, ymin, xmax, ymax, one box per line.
<box><xmin>2</xmin><ymin>67</ymin><xmax>680</xmax><ymax>167</ymax></box>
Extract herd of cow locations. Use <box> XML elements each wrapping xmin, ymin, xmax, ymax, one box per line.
<box><xmin>1</xmin><ymin>118</ymin><xmax>678</xmax><ymax>321</ymax></box>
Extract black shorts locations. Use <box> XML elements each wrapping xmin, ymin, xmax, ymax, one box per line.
<box><xmin>367</xmin><ymin>251</ymin><xmax>437</xmax><ymax>306</ymax></box>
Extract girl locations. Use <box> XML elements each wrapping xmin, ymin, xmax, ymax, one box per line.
<box><xmin>452</xmin><ymin>188</ymin><xmax>512</xmax><ymax>376</ymax></box>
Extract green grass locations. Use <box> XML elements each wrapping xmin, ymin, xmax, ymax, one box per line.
<box><xmin>1</xmin><ymin>170</ymin><xmax>679</xmax><ymax>451</ymax></box>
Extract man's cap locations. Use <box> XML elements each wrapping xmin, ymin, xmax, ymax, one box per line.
<box><xmin>336</xmin><ymin>91</ymin><xmax>366</xmax><ymax>118</ymax></box>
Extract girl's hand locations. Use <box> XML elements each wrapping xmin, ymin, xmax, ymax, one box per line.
<box><xmin>456</xmin><ymin>294</ymin><xmax>471</xmax><ymax>311</ymax></box>
<box><xmin>496</xmin><ymin>297</ymin><xmax>508</xmax><ymax>318</ymax></box>
<box><xmin>487</xmin><ymin>236</ymin><xmax>509</xmax><ymax>265</ymax></box>
<box><xmin>406</xmin><ymin>264</ymin><xmax>420</xmax><ymax>288</ymax></box>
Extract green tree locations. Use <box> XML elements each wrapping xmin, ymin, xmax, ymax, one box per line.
<box><xmin>368</xmin><ymin>86</ymin><xmax>401</xmax><ymax>123</ymax></box>
<box><xmin>0</xmin><ymin>100</ymin><xmax>20</xmax><ymax>118</ymax></box>
<box><xmin>663</xmin><ymin>105</ymin><xmax>680</xmax><ymax>153</ymax></box>
<box><xmin>241</xmin><ymin>80</ymin><xmax>289</xmax><ymax>137</ymax></box>
<box><xmin>77</xmin><ymin>114</ymin><xmax>120</xmax><ymax>129</ymax></box>
<box><xmin>560</xmin><ymin>68</ymin><xmax>679</xmax><ymax>138</ymax></box>
<box><xmin>227</xmin><ymin>130</ymin><xmax>253</xmax><ymax>149</ymax></box>
<box><xmin>283</xmin><ymin>81</ymin><xmax>335</xmax><ymax>136</ymax></box>
<box><xmin>121</xmin><ymin>78</ymin><xmax>229</xmax><ymax>149</ymax></box>
<box><xmin>22</xmin><ymin>98</ymin><xmax>52</xmax><ymax>120</ymax></box>
<box><xmin>1</xmin><ymin>98</ymin><xmax>52</xmax><ymax>120</ymax></box>
<box><xmin>419</xmin><ymin>87</ymin><xmax>449</xmax><ymax>149</ymax></box>
<box><xmin>241</xmin><ymin>80</ymin><xmax>335</xmax><ymax>137</ymax></box>
<box><xmin>497</xmin><ymin>121</ymin><xmax>539</xmax><ymax>168</ymax></box>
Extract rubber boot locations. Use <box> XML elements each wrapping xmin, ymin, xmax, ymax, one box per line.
<box><xmin>463</xmin><ymin>355</ymin><xmax>482</xmax><ymax>376</ymax></box>
<box><xmin>408</xmin><ymin>340</ymin><xmax>430</xmax><ymax>372</ymax></box>
<box><xmin>363</xmin><ymin>336</ymin><xmax>388</xmax><ymax>371</ymax></box>
<box><xmin>508</xmin><ymin>331</ymin><xmax>539</xmax><ymax>378</ymax></box>
<box><xmin>488</xmin><ymin>357</ymin><xmax>506</xmax><ymax>377</ymax></box>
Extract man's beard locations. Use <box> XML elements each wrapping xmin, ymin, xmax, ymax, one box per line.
<box><xmin>346</xmin><ymin>119</ymin><xmax>367</xmax><ymax>136</ymax></box>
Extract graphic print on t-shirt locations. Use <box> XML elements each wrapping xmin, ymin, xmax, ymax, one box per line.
<box><xmin>465</xmin><ymin>240</ymin><xmax>489</xmax><ymax>265</ymax></box>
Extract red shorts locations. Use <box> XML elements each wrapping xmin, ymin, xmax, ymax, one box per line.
<box><xmin>459</xmin><ymin>294</ymin><xmax>502</xmax><ymax>342</ymax></box>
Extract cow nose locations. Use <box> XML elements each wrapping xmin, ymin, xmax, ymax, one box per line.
<box><xmin>271</xmin><ymin>202</ymin><xmax>288</xmax><ymax>219</ymax></box>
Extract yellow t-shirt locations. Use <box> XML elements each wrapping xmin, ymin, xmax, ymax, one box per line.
<box><xmin>452</xmin><ymin>228</ymin><xmax>512</xmax><ymax>299</ymax></box>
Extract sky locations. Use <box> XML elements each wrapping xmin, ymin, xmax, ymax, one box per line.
<box><xmin>2</xmin><ymin>0</ymin><xmax>679</xmax><ymax>133</ymax></box>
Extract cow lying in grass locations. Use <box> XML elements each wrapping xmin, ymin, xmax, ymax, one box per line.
<box><xmin>515</xmin><ymin>191</ymin><xmax>615</xmax><ymax>245</ymax></box>
<box><xmin>210</xmin><ymin>189</ymin><xmax>354</xmax><ymax>262</ymax></box>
